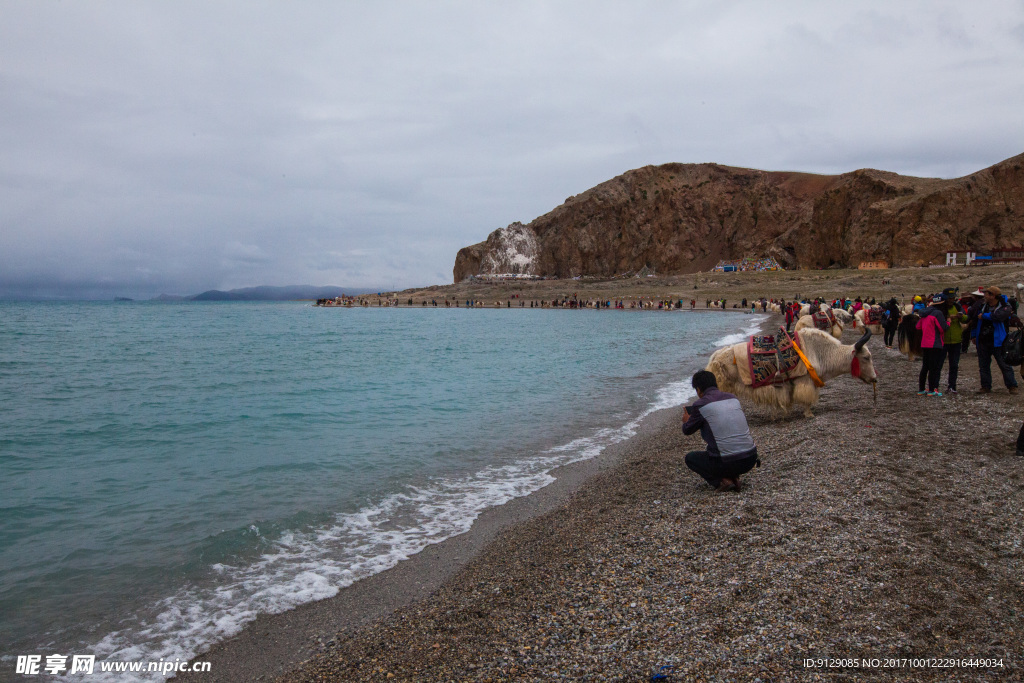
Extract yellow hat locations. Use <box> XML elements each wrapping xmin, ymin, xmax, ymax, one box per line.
<box><xmin>913</xmin><ymin>295</ymin><xmax>923</xmax><ymax>302</ymax></box>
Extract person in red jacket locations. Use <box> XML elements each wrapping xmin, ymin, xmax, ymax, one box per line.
<box><xmin>916</xmin><ymin>294</ymin><xmax>950</xmax><ymax>396</ymax></box>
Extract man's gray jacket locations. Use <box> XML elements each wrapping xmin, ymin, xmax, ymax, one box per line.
<box><xmin>682</xmin><ymin>387</ymin><xmax>756</xmax><ymax>462</ymax></box>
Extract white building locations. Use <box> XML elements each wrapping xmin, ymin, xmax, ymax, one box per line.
<box><xmin>945</xmin><ymin>251</ymin><xmax>976</xmax><ymax>266</ymax></box>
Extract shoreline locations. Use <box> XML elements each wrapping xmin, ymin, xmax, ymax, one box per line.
<box><xmin>176</xmin><ymin>313</ymin><xmax>1024</xmax><ymax>681</ymax></box>
<box><xmin>265</xmin><ymin>317</ymin><xmax>1023</xmax><ymax>681</ymax></box>
<box><xmin>176</xmin><ymin>410</ymin><xmax>682</xmax><ymax>682</ymax></box>
<box><xmin>378</xmin><ymin>263</ymin><xmax>1024</xmax><ymax>307</ymax></box>
<box><xmin>175</xmin><ymin>318</ymin><xmax>753</xmax><ymax>682</ymax></box>
<box><xmin>316</xmin><ymin>302</ymin><xmax>767</xmax><ymax>312</ymax></box>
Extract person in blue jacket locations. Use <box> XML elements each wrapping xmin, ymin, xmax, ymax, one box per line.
<box><xmin>968</xmin><ymin>286</ymin><xmax>1018</xmax><ymax>394</ymax></box>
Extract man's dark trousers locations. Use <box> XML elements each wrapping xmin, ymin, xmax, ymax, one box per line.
<box><xmin>944</xmin><ymin>343</ymin><xmax>962</xmax><ymax>390</ymax></box>
<box><xmin>977</xmin><ymin>343</ymin><xmax>1017</xmax><ymax>390</ymax></box>
<box><xmin>685</xmin><ymin>450</ymin><xmax>758</xmax><ymax>489</ymax></box>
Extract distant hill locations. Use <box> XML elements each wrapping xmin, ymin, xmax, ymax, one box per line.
<box><xmin>185</xmin><ymin>285</ymin><xmax>380</xmax><ymax>301</ymax></box>
<box><xmin>454</xmin><ymin>152</ymin><xmax>1024</xmax><ymax>280</ymax></box>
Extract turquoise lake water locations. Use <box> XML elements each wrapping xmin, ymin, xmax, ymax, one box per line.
<box><xmin>0</xmin><ymin>301</ymin><xmax>763</xmax><ymax>680</ymax></box>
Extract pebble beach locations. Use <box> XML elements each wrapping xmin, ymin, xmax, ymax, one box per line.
<box><xmin>179</xmin><ymin>313</ymin><xmax>1024</xmax><ymax>682</ymax></box>
<box><xmin>273</xmin><ymin>318</ymin><xmax>1024</xmax><ymax>682</ymax></box>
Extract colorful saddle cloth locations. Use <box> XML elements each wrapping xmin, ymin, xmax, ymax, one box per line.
<box><xmin>811</xmin><ymin>309</ymin><xmax>835</xmax><ymax>331</ymax></box>
<box><xmin>746</xmin><ymin>327</ymin><xmax>803</xmax><ymax>388</ymax></box>
<box><xmin>863</xmin><ymin>306</ymin><xmax>883</xmax><ymax>325</ymax></box>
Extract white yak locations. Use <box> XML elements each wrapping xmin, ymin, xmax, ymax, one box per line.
<box><xmin>794</xmin><ymin>308</ymin><xmax>843</xmax><ymax>339</ymax></box>
<box><xmin>831</xmin><ymin>308</ymin><xmax>854</xmax><ymax>325</ymax></box>
<box><xmin>853</xmin><ymin>306</ymin><xmax>885</xmax><ymax>335</ymax></box>
<box><xmin>797</xmin><ymin>303</ymin><xmax>849</xmax><ymax>321</ymax></box>
<box><xmin>706</xmin><ymin>328</ymin><xmax>877</xmax><ymax>418</ymax></box>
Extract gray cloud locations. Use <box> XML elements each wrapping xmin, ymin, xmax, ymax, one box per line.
<box><xmin>1</xmin><ymin>0</ymin><xmax>1023</xmax><ymax>298</ymax></box>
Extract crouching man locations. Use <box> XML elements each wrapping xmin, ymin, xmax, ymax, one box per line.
<box><xmin>681</xmin><ymin>370</ymin><xmax>760</xmax><ymax>492</ymax></box>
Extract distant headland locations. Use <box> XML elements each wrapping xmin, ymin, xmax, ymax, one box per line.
<box><xmin>154</xmin><ymin>285</ymin><xmax>382</xmax><ymax>302</ymax></box>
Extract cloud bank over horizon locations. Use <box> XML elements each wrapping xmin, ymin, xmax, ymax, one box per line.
<box><xmin>2</xmin><ymin>1</ymin><xmax>1023</xmax><ymax>298</ymax></box>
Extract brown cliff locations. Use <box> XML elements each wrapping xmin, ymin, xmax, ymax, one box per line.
<box><xmin>453</xmin><ymin>152</ymin><xmax>1024</xmax><ymax>281</ymax></box>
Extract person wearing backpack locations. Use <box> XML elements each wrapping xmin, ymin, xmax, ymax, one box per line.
<box><xmin>882</xmin><ymin>297</ymin><xmax>901</xmax><ymax>348</ymax></box>
<box><xmin>935</xmin><ymin>293</ymin><xmax>968</xmax><ymax>394</ymax></box>
<box><xmin>968</xmin><ymin>286</ymin><xmax>1018</xmax><ymax>394</ymax></box>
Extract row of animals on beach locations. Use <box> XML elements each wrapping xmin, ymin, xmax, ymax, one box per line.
<box><xmin>706</xmin><ymin>286</ymin><xmax>1020</xmax><ymax>417</ymax></box>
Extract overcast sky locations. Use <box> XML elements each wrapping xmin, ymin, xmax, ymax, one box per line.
<box><xmin>2</xmin><ymin>1</ymin><xmax>1023</xmax><ymax>298</ymax></box>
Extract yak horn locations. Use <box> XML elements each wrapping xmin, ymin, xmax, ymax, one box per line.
<box><xmin>853</xmin><ymin>328</ymin><xmax>872</xmax><ymax>352</ymax></box>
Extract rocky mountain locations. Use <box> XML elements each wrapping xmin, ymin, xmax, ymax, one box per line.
<box><xmin>453</xmin><ymin>152</ymin><xmax>1024</xmax><ymax>281</ymax></box>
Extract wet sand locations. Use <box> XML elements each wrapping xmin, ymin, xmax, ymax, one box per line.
<box><xmin>183</xmin><ymin>318</ymin><xmax>1024</xmax><ymax>682</ymax></box>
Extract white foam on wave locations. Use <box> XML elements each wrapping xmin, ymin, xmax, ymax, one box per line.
<box><xmin>76</xmin><ymin>316</ymin><xmax>769</xmax><ymax>682</ymax></box>
<box><xmin>713</xmin><ymin>314</ymin><xmax>769</xmax><ymax>348</ymax></box>
<box><xmin>81</xmin><ymin>460</ymin><xmax>563</xmax><ymax>682</ymax></box>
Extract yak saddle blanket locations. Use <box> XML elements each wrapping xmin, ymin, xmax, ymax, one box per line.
<box><xmin>736</xmin><ymin>327</ymin><xmax>808</xmax><ymax>388</ymax></box>
<box><xmin>811</xmin><ymin>309</ymin><xmax>835</xmax><ymax>331</ymax></box>
<box><xmin>862</xmin><ymin>307</ymin><xmax>883</xmax><ymax>325</ymax></box>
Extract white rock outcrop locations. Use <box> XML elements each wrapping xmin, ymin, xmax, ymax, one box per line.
<box><xmin>479</xmin><ymin>222</ymin><xmax>539</xmax><ymax>276</ymax></box>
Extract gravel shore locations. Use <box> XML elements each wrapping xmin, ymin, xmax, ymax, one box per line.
<box><xmin>274</xmin><ymin>320</ymin><xmax>1024</xmax><ymax>682</ymax></box>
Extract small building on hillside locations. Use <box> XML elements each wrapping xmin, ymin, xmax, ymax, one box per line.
<box><xmin>858</xmin><ymin>260</ymin><xmax>889</xmax><ymax>270</ymax></box>
<box><xmin>945</xmin><ymin>251</ymin><xmax>977</xmax><ymax>266</ymax></box>
<box><xmin>990</xmin><ymin>247</ymin><xmax>1024</xmax><ymax>265</ymax></box>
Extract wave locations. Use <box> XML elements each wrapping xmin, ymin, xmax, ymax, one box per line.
<box><xmin>74</xmin><ymin>314</ymin><xmax>769</xmax><ymax>682</ymax></box>
<box><xmin>86</xmin><ymin>461</ymin><xmax>561</xmax><ymax>680</ymax></box>
<box><xmin>711</xmin><ymin>314</ymin><xmax>769</xmax><ymax>348</ymax></box>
